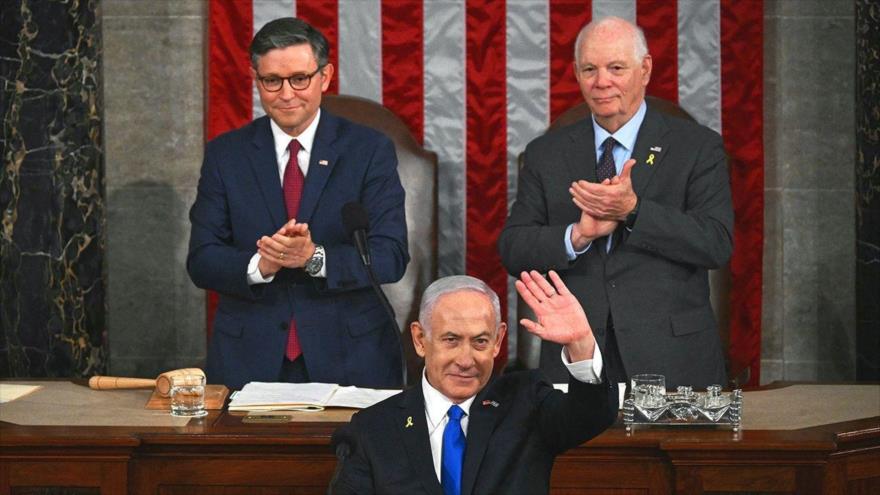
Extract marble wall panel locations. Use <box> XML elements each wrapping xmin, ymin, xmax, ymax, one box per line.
<box><xmin>781</xmin><ymin>188</ymin><xmax>856</xmax><ymax>380</ymax></box>
<box><xmin>762</xmin><ymin>0</ymin><xmax>857</xmax><ymax>383</ymax></box>
<box><xmin>103</xmin><ymin>2</ymin><xmax>205</xmax><ymax>377</ymax></box>
<box><xmin>855</xmin><ymin>0</ymin><xmax>880</xmax><ymax>380</ymax></box>
<box><xmin>761</xmin><ymin>189</ymin><xmax>784</xmax><ymax>364</ymax></box>
<box><xmin>1</xmin><ymin>0</ymin><xmax>107</xmax><ymax>378</ymax></box>
<box><xmin>776</xmin><ymin>15</ymin><xmax>855</xmax><ymax>190</ymax></box>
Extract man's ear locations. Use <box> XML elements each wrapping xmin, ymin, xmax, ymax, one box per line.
<box><xmin>641</xmin><ymin>54</ymin><xmax>652</xmax><ymax>86</ymax></box>
<box><xmin>411</xmin><ymin>321</ymin><xmax>427</xmax><ymax>358</ymax></box>
<box><xmin>320</xmin><ymin>63</ymin><xmax>335</xmax><ymax>92</ymax></box>
<box><xmin>492</xmin><ymin>323</ymin><xmax>508</xmax><ymax>358</ymax></box>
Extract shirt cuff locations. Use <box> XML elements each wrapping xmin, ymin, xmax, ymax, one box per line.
<box><xmin>561</xmin><ymin>344</ymin><xmax>603</xmax><ymax>384</ymax></box>
<box><xmin>564</xmin><ymin>224</ymin><xmax>592</xmax><ymax>261</ymax></box>
<box><xmin>246</xmin><ymin>253</ymin><xmax>275</xmax><ymax>285</ymax></box>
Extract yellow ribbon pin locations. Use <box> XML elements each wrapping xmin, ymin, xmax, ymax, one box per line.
<box><xmin>405</xmin><ymin>416</ymin><xmax>414</xmax><ymax>428</ymax></box>
<box><xmin>646</xmin><ymin>153</ymin><xmax>655</xmax><ymax>165</ymax></box>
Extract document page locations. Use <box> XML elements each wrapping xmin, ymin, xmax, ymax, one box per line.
<box><xmin>326</xmin><ymin>386</ymin><xmax>401</xmax><ymax>409</ymax></box>
<box><xmin>229</xmin><ymin>382</ymin><xmax>338</xmax><ymax>411</ymax></box>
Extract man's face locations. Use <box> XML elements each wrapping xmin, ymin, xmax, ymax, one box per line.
<box><xmin>251</xmin><ymin>43</ymin><xmax>333</xmax><ymax>136</ymax></box>
<box><xmin>574</xmin><ymin>23</ymin><xmax>651</xmax><ymax>133</ymax></box>
<box><xmin>411</xmin><ymin>291</ymin><xmax>506</xmax><ymax>403</ymax></box>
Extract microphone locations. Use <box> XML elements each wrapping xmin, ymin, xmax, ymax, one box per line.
<box><xmin>342</xmin><ymin>202</ymin><xmax>371</xmax><ymax>266</ymax></box>
<box><xmin>341</xmin><ymin>202</ymin><xmax>407</xmax><ymax>387</ymax></box>
<box><xmin>328</xmin><ymin>423</ymin><xmax>357</xmax><ymax>494</ymax></box>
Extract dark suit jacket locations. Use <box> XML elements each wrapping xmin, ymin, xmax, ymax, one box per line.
<box><xmin>187</xmin><ymin>109</ymin><xmax>409</xmax><ymax>390</ymax></box>
<box><xmin>498</xmin><ymin>103</ymin><xmax>733</xmax><ymax>389</ymax></box>
<box><xmin>332</xmin><ymin>371</ymin><xmax>618</xmax><ymax>495</ymax></box>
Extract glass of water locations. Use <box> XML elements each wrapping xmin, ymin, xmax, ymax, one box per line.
<box><xmin>170</xmin><ymin>374</ymin><xmax>208</xmax><ymax>417</ymax></box>
<box><xmin>631</xmin><ymin>374</ymin><xmax>666</xmax><ymax>409</ymax></box>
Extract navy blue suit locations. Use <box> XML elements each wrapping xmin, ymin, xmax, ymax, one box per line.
<box><xmin>187</xmin><ymin>109</ymin><xmax>409</xmax><ymax>390</ymax></box>
<box><xmin>332</xmin><ymin>371</ymin><xmax>618</xmax><ymax>495</ymax></box>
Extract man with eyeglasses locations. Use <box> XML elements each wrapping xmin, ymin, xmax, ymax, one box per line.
<box><xmin>188</xmin><ymin>18</ymin><xmax>409</xmax><ymax>390</ymax></box>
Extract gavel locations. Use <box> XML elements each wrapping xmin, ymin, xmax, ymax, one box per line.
<box><xmin>88</xmin><ymin>368</ymin><xmax>205</xmax><ymax>397</ymax></box>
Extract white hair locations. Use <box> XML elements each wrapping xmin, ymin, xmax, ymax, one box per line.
<box><xmin>418</xmin><ymin>275</ymin><xmax>501</xmax><ymax>336</ymax></box>
<box><xmin>574</xmin><ymin>16</ymin><xmax>649</xmax><ymax>66</ymax></box>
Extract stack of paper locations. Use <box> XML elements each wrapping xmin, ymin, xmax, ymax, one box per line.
<box><xmin>228</xmin><ymin>382</ymin><xmax>401</xmax><ymax>412</ymax></box>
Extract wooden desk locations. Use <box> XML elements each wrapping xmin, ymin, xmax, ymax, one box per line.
<box><xmin>1</xmin><ymin>385</ymin><xmax>878</xmax><ymax>494</ymax></box>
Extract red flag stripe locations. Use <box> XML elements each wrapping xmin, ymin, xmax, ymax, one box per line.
<box><xmin>296</xmin><ymin>0</ymin><xmax>339</xmax><ymax>95</ymax></box>
<box><xmin>721</xmin><ymin>0</ymin><xmax>764</xmax><ymax>385</ymax></box>
<box><xmin>381</xmin><ymin>0</ymin><xmax>424</xmax><ymax>144</ymax></box>
<box><xmin>207</xmin><ymin>1</ymin><xmax>253</xmax><ymax>141</ymax></box>
<box><xmin>206</xmin><ymin>0</ymin><xmax>254</xmax><ymax>340</ymax></box>
<box><xmin>466</xmin><ymin>0</ymin><xmax>508</xmax><ymax>364</ymax></box>
<box><xmin>637</xmin><ymin>0</ymin><xmax>678</xmax><ymax>102</ymax></box>
<box><xmin>549</xmin><ymin>1</ymin><xmax>592</xmax><ymax>122</ymax></box>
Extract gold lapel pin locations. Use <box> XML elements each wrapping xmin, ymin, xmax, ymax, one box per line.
<box><xmin>646</xmin><ymin>153</ymin><xmax>655</xmax><ymax>166</ymax></box>
<box><xmin>405</xmin><ymin>416</ymin><xmax>414</xmax><ymax>428</ymax></box>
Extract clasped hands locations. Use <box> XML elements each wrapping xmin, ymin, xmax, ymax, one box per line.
<box><xmin>568</xmin><ymin>159</ymin><xmax>638</xmax><ymax>251</ymax></box>
<box><xmin>515</xmin><ymin>270</ymin><xmax>595</xmax><ymax>362</ymax></box>
<box><xmin>256</xmin><ymin>218</ymin><xmax>316</xmax><ymax>277</ymax></box>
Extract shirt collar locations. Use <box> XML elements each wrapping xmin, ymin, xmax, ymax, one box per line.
<box><xmin>592</xmin><ymin>99</ymin><xmax>647</xmax><ymax>155</ymax></box>
<box><xmin>421</xmin><ymin>369</ymin><xmax>475</xmax><ymax>431</ymax></box>
<box><xmin>269</xmin><ymin>108</ymin><xmax>322</xmax><ymax>158</ymax></box>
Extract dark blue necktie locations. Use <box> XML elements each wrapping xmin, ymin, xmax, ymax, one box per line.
<box><xmin>441</xmin><ymin>405</ymin><xmax>466</xmax><ymax>495</ymax></box>
<box><xmin>597</xmin><ymin>136</ymin><xmax>617</xmax><ymax>182</ymax></box>
<box><xmin>597</xmin><ymin>137</ymin><xmax>618</xmax><ymax>251</ymax></box>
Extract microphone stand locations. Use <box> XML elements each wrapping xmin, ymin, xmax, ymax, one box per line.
<box><xmin>361</xmin><ymin>256</ymin><xmax>408</xmax><ymax>388</ymax></box>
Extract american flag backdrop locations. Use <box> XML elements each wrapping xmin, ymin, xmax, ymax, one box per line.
<box><xmin>206</xmin><ymin>0</ymin><xmax>764</xmax><ymax>385</ymax></box>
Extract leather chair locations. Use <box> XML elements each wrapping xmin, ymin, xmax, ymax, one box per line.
<box><xmin>511</xmin><ymin>96</ymin><xmax>745</xmax><ymax>387</ymax></box>
<box><xmin>320</xmin><ymin>95</ymin><xmax>438</xmax><ymax>383</ymax></box>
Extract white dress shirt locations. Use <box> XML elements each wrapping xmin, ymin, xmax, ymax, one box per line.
<box><xmin>247</xmin><ymin>110</ymin><xmax>326</xmax><ymax>284</ymax></box>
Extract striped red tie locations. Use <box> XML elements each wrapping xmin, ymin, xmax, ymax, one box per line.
<box><xmin>283</xmin><ymin>139</ymin><xmax>304</xmax><ymax>361</ymax></box>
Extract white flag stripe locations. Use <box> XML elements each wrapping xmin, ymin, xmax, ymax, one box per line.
<box><xmin>593</xmin><ymin>0</ymin><xmax>636</xmax><ymax>23</ymax></box>
<box><xmin>506</xmin><ymin>0</ymin><xmax>551</xmax><ymax>352</ymax></box>
<box><xmin>252</xmin><ymin>0</ymin><xmax>296</xmax><ymax>119</ymax></box>
<box><xmin>424</xmin><ymin>1</ymin><xmax>467</xmax><ymax>277</ymax></box>
<box><xmin>677</xmin><ymin>0</ymin><xmax>722</xmax><ymax>134</ymax></box>
<box><xmin>338</xmin><ymin>0</ymin><xmax>382</xmax><ymax>102</ymax></box>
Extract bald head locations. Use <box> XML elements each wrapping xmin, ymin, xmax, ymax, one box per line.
<box><xmin>574</xmin><ymin>17</ymin><xmax>648</xmax><ymax>69</ymax></box>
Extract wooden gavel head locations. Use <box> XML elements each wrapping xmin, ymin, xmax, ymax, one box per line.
<box><xmin>88</xmin><ymin>367</ymin><xmax>206</xmax><ymax>397</ymax></box>
<box><xmin>155</xmin><ymin>368</ymin><xmax>205</xmax><ymax>397</ymax></box>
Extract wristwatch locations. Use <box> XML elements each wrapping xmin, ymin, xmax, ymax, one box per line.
<box><xmin>304</xmin><ymin>245</ymin><xmax>325</xmax><ymax>276</ymax></box>
<box><xmin>624</xmin><ymin>196</ymin><xmax>640</xmax><ymax>228</ymax></box>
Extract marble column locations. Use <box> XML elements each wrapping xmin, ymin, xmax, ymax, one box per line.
<box><xmin>762</xmin><ymin>0</ymin><xmax>856</xmax><ymax>382</ymax></box>
<box><xmin>0</xmin><ymin>0</ymin><xmax>107</xmax><ymax>378</ymax></box>
<box><xmin>856</xmin><ymin>0</ymin><xmax>880</xmax><ymax>380</ymax></box>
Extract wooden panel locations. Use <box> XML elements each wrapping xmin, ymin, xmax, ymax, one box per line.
<box><xmin>131</xmin><ymin>457</ymin><xmax>335</xmax><ymax>495</ymax></box>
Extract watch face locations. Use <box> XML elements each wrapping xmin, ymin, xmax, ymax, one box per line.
<box><xmin>306</xmin><ymin>248</ymin><xmax>324</xmax><ymax>274</ymax></box>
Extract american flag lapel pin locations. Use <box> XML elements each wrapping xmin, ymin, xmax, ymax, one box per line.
<box><xmin>318</xmin><ymin>159</ymin><xmax>329</xmax><ymax>166</ymax></box>
<box><xmin>650</xmin><ymin>146</ymin><xmax>662</xmax><ymax>152</ymax></box>
<box><xmin>482</xmin><ymin>400</ymin><xmax>499</xmax><ymax>408</ymax></box>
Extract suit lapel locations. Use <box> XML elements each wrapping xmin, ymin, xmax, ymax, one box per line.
<box><xmin>246</xmin><ymin>117</ymin><xmax>288</xmax><ymax>229</ymax></box>
<box><xmin>296</xmin><ymin>110</ymin><xmax>340</xmax><ymax>224</ymax></box>
<box><xmin>398</xmin><ymin>387</ymin><xmax>444</xmax><ymax>495</ymax></box>
<box><xmin>460</xmin><ymin>381</ymin><xmax>508</xmax><ymax>495</ymax></box>
<box><xmin>629</xmin><ymin>104</ymin><xmax>670</xmax><ymax>197</ymax></box>
<box><xmin>563</xmin><ymin>118</ymin><xmax>597</xmax><ymax>185</ymax></box>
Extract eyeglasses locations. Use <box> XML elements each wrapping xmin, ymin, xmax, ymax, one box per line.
<box><xmin>257</xmin><ymin>66</ymin><xmax>325</xmax><ymax>92</ymax></box>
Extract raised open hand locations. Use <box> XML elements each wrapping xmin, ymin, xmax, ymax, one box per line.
<box><xmin>515</xmin><ymin>270</ymin><xmax>596</xmax><ymax>361</ymax></box>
